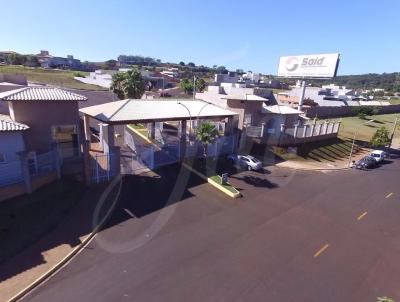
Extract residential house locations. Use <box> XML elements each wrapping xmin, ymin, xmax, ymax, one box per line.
<box><xmin>196</xmin><ymin>83</ymin><xmax>341</xmax><ymax>147</ymax></box>
<box><xmin>0</xmin><ymin>87</ymin><xmax>87</xmax><ymax>153</ymax></box>
<box><xmin>37</xmin><ymin>50</ymin><xmax>82</xmax><ymax>70</ymax></box>
<box><xmin>0</xmin><ymin>115</ymin><xmax>29</xmax><ymax>187</ymax></box>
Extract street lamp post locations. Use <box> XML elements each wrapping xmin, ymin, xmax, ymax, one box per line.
<box><xmin>348</xmin><ymin>119</ymin><xmax>374</xmax><ymax>167</ymax></box>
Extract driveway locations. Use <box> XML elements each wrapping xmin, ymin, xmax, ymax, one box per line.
<box><xmin>23</xmin><ymin>160</ymin><xmax>400</xmax><ymax>302</ymax></box>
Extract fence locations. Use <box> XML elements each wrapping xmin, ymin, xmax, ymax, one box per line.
<box><xmin>304</xmin><ymin>104</ymin><xmax>400</xmax><ymax>118</ymax></box>
<box><xmin>89</xmin><ymin>153</ymin><xmax>118</xmax><ymax>183</ymax></box>
<box><xmin>0</xmin><ymin>160</ymin><xmax>23</xmax><ymax>187</ymax></box>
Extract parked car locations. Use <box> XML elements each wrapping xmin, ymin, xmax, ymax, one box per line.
<box><xmin>227</xmin><ymin>154</ymin><xmax>263</xmax><ymax>171</ymax></box>
<box><xmin>355</xmin><ymin>156</ymin><xmax>378</xmax><ymax>170</ymax></box>
<box><xmin>370</xmin><ymin>150</ymin><xmax>388</xmax><ymax>163</ymax></box>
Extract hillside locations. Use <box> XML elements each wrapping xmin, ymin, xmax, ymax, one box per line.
<box><xmin>0</xmin><ymin>65</ymin><xmax>106</xmax><ymax>90</ymax></box>
<box><xmin>309</xmin><ymin>72</ymin><xmax>400</xmax><ymax>92</ymax></box>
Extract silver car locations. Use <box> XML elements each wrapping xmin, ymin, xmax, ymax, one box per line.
<box><xmin>227</xmin><ymin>154</ymin><xmax>263</xmax><ymax>171</ymax></box>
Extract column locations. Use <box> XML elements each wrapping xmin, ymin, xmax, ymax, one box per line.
<box><xmin>261</xmin><ymin>123</ymin><xmax>265</xmax><ymax>138</ymax></box>
<box><xmin>310</xmin><ymin>123</ymin><xmax>316</xmax><ymax>137</ymax></box>
<box><xmin>293</xmin><ymin>123</ymin><xmax>299</xmax><ymax>138</ymax></box>
<box><xmin>82</xmin><ymin>140</ymin><xmax>92</xmax><ymax>186</ymax></box>
<box><xmin>109</xmin><ymin>146</ymin><xmax>121</xmax><ymax>176</ymax></box>
<box><xmin>303</xmin><ymin>125</ymin><xmax>309</xmax><ymax>138</ymax></box>
<box><xmin>18</xmin><ymin>151</ymin><xmax>32</xmax><ymax>194</ymax></box>
<box><xmin>180</xmin><ymin>119</ymin><xmax>187</xmax><ymax>160</ymax></box>
<box><xmin>83</xmin><ymin>114</ymin><xmax>91</xmax><ymax>141</ymax></box>
<box><xmin>150</xmin><ymin>121</ymin><xmax>156</xmax><ymax>140</ymax></box>
<box><xmin>51</xmin><ymin>143</ymin><xmax>61</xmax><ymax>179</ymax></box>
<box><xmin>101</xmin><ymin>124</ymin><xmax>115</xmax><ymax>154</ymax></box>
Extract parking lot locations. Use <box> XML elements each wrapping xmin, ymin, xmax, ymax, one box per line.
<box><xmin>24</xmin><ymin>158</ymin><xmax>400</xmax><ymax>302</ymax></box>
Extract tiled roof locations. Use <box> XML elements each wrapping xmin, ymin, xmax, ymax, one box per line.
<box><xmin>0</xmin><ymin>115</ymin><xmax>29</xmax><ymax>131</ymax></box>
<box><xmin>0</xmin><ymin>87</ymin><xmax>88</xmax><ymax>102</ymax></box>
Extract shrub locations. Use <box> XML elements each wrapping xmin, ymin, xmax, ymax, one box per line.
<box><xmin>73</xmin><ymin>72</ymin><xmax>85</xmax><ymax>78</ymax></box>
<box><xmin>370</xmin><ymin>127</ymin><xmax>391</xmax><ymax>148</ymax></box>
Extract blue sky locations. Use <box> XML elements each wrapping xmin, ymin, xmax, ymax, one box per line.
<box><xmin>1</xmin><ymin>0</ymin><xmax>399</xmax><ymax>75</ymax></box>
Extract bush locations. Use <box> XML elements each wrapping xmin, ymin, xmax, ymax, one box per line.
<box><xmin>73</xmin><ymin>72</ymin><xmax>85</xmax><ymax>78</ymax></box>
<box><xmin>370</xmin><ymin>127</ymin><xmax>391</xmax><ymax>148</ymax></box>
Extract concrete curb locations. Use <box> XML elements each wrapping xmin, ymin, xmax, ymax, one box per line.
<box><xmin>276</xmin><ymin>165</ymin><xmax>351</xmax><ymax>172</ymax></box>
<box><xmin>182</xmin><ymin>162</ymin><xmax>241</xmax><ymax>198</ymax></box>
<box><xmin>7</xmin><ymin>175</ymin><xmax>123</xmax><ymax>302</ymax></box>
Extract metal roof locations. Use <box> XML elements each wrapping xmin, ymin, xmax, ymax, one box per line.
<box><xmin>0</xmin><ymin>87</ymin><xmax>88</xmax><ymax>102</ymax></box>
<box><xmin>80</xmin><ymin>99</ymin><xmax>238</xmax><ymax>124</ymax></box>
<box><xmin>0</xmin><ymin>114</ymin><xmax>29</xmax><ymax>131</ymax></box>
<box><xmin>262</xmin><ymin>104</ymin><xmax>303</xmax><ymax>115</ymax></box>
<box><xmin>221</xmin><ymin>94</ymin><xmax>268</xmax><ymax>101</ymax></box>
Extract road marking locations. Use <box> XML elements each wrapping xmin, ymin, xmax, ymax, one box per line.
<box><xmin>357</xmin><ymin>211</ymin><xmax>368</xmax><ymax>221</ymax></box>
<box><xmin>313</xmin><ymin>244</ymin><xmax>330</xmax><ymax>258</ymax></box>
<box><xmin>385</xmin><ymin>192</ymin><xmax>394</xmax><ymax>199</ymax></box>
<box><xmin>124</xmin><ymin>208</ymin><xmax>135</xmax><ymax>218</ymax></box>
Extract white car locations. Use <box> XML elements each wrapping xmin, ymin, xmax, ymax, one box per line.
<box><xmin>227</xmin><ymin>154</ymin><xmax>263</xmax><ymax>171</ymax></box>
<box><xmin>370</xmin><ymin>150</ymin><xmax>388</xmax><ymax>163</ymax></box>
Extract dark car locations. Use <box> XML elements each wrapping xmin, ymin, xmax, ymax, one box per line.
<box><xmin>355</xmin><ymin>156</ymin><xmax>377</xmax><ymax>170</ymax></box>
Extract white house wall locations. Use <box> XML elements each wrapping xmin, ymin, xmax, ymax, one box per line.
<box><xmin>0</xmin><ymin>131</ymin><xmax>25</xmax><ymax>162</ymax></box>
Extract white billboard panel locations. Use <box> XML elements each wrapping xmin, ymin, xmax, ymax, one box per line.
<box><xmin>277</xmin><ymin>53</ymin><xmax>340</xmax><ymax>78</ymax></box>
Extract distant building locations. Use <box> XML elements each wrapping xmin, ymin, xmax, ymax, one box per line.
<box><xmin>37</xmin><ymin>50</ymin><xmax>81</xmax><ymax>70</ymax></box>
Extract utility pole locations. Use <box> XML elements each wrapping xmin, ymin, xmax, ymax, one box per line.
<box><xmin>193</xmin><ymin>75</ymin><xmax>196</xmax><ymax>101</ymax></box>
<box><xmin>388</xmin><ymin>116</ymin><xmax>399</xmax><ymax>152</ymax></box>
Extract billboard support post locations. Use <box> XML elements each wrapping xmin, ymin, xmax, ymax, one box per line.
<box><xmin>298</xmin><ymin>80</ymin><xmax>306</xmax><ymax>111</ymax></box>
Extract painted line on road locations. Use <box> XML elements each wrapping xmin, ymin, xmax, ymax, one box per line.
<box><xmin>357</xmin><ymin>211</ymin><xmax>368</xmax><ymax>221</ymax></box>
<box><xmin>124</xmin><ymin>208</ymin><xmax>135</xmax><ymax>218</ymax></box>
<box><xmin>313</xmin><ymin>244</ymin><xmax>330</xmax><ymax>258</ymax></box>
<box><xmin>385</xmin><ymin>192</ymin><xmax>394</xmax><ymax>199</ymax></box>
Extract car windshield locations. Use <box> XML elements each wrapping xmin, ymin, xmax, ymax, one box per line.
<box><xmin>247</xmin><ymin>156</ymin><xmax>259</xmax><ymax>163</ymax></box>
<box><xmin>371</xmin><ymin>154</ymin><xmax>380</xmax><ymax>157</ymax></box>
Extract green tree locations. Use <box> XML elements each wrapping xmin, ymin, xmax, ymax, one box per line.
<box><xmin>377</xmin><ymin>297</ymin><xmax>395</xmax><ymax>302</ymax></box>
<box><xmin>370</xmin><ymin>127</ymin><xmax>391</xmax><ymax>148</ymax></box>
<box><xmin>123</xmin><ymin>69</ymin><xmax>145</xmax><ymax>99</ymax></box>
<box><xmin>187</xmin><ymin>62</ymin><xmax>195</xmax><ymax>67</ymax></box>
<box><xmin>196</xmin><ymin>121</ymin><xmax>219</xmax><ymax>158</ymax></box>
<box><xmin>195</xmin><ymin>78</ymin><xmax>206</xmax><ymax>92</ymax></box>
<box><xmin>110</xmin><ymin>72</ymin><xmax>127</xmax><ymax>99</ymax></box>
<box><xmin>179</xmin><ymin>61</ymin><xmax>185</xmax><ymax>66</ymax></box>
<box><xmin>180</xmin><ymin>78</ymin><xmax>194</xmax><ymax>94</ymax></box>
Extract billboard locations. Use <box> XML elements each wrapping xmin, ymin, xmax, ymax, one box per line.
<box><xmin>277</xmin><ymin>53</ymin><xmax>340</xmax><ymax>78</ymax></box>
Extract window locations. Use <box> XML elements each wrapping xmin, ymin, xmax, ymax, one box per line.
<box><xmin>244</xmin><ymin>113</ymin><xmax>252</xmax><ymax>125</ymax></box>
<box><xmin>0</xmin><ymin>153</ymin><xmax>5</xmax><ymax>163</ymax></box>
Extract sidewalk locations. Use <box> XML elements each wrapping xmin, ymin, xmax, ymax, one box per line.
<box><xmin>0</xmin><ymin>183</ymin><xmax>113</xmax><ymax>302</ymax></box>
<box><xmin>275</xmin><ymin>148</ymin><xmax>371</xmax><ymax>171</ymax></box>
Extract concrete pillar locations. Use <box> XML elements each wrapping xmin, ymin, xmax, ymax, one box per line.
<box><xmin>18</xmin><ymin>152</ymin><xmax>32</xmax><ymax>194</ymax></box>
<box><xmin>101</xmin><ymin>124</ymin><xmax>115</xmax><ymax>154</ymax></box>
<box><xmin>310</xmin><ymin>123</ymin><xmax>316</xmax><ymax>137</ymax></box>
<box><xmin>51</xmin><ymin>143</ymin><xmax>61</xmax><ymax>179</ymax></box>
<box><xmin>261</xmin><ymin>123</ymin><xmax>265</xmax><ymax>138</ymax></box>
<box><xmin>293</xmin><ymin>123</ymin><xmax>299</xmax><ymax>138</ymax></box>
<box><xmin>317</xmin><ymin>123</ymin><xmax>323</xmax><ymax>135</ymax></box>
<box><xmin>322</xmin><ymin>122</ymin><xmax>328</xmax><ymax>135</ymax></box>
<box><xmin>150</xmin><ymin>121</ymin><xmax>156</xmax><ymax>139</ymax></box>
<box><xmin>180</xmin><ymin>119</ymin><xmax>187</xmax><ymax>160</ymax></box>
<box><xmin>109</xmin><ymin>146</ymin><xmax>121</xmax><ymax>176</ymax></box>
<box><xmin>303</xmin><ymin>125</ymin><xmax>309</xmax><ymax>138</ymax></box>
<box><xmin>280</xmin><ymin>123</ymin><xmax>286</xmax><ymax>134</ymax></box>
<box><xmin>82</xmin><ymin>140</ymin><xmax>91</xmax><ymax>185</ymax></box>
<box><xmin>83</xmin><ymin>114</ymin><xmax>91</xmax><ymax>141</ymax></box>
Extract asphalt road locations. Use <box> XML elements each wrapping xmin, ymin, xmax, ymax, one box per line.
<box><xmin>23</xmin><ymin>159</ymin><xmax>400</xmax><ymax>302</ymax></box>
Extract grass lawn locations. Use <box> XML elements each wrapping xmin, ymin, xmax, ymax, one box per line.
<box><xmin>388</xmin><ymin>98</ymin><xmax>400</xmax><ymax>105</ymax></box>
<box><xmin>0</xmin><ymin>65</ymin><xmax>106</xmax><ymax>90</ymax></box>
<box><xmin>0</xmin><ymin>179</ymin><xmax>86</xmax><ymax>264</ymax></box>
<box><xmin>335</xmin><ymin>113</ymin><xmax>400</xmax><ymax>141</ymax></box>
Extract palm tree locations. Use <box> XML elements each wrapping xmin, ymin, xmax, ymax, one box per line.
<box><xmin>124</xmin><ymin>69</ymin><xmax>145</xmax><ymax>99</ymax></box>
<box><xmin>110</xmin><ymin>69</ymin><xmax>146</xmax><ymax>100</ymax></box>
<box><xmin>196</xmin><ymin>121</ymin><xmax>219</xmax><ymax>158</ymax></box>
<box><xmin>110</xmin><ymin>72</ymin><xmax>126</xmax><ymax>100</ymax></box>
